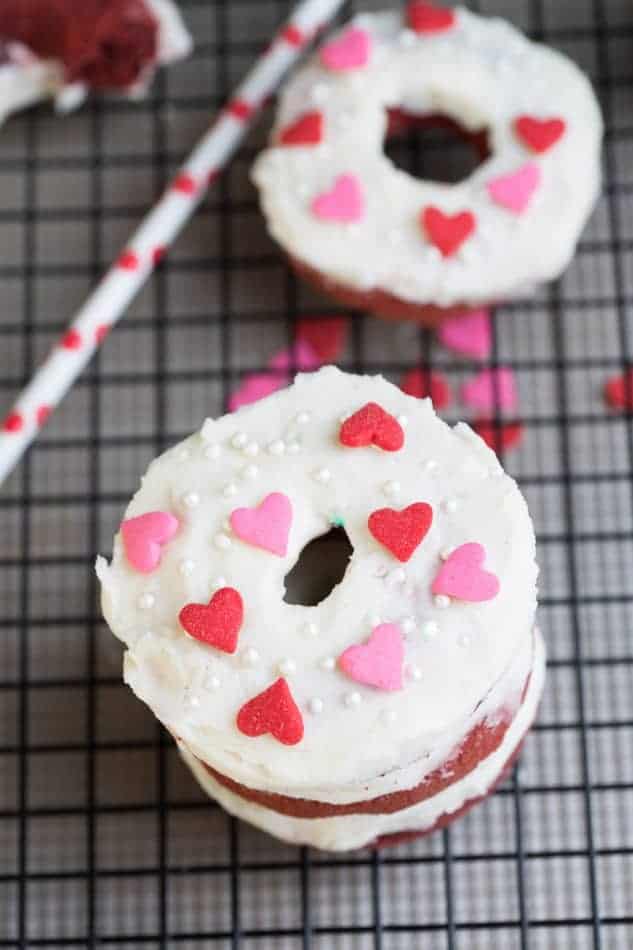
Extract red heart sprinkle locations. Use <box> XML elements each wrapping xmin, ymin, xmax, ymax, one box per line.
<box><xmin>228</xmin><ymin>98</ymin><xmax>253</xmax><ymax>121</ymax></box>
<box><xmin>296</xmin><ymin>316</ymin><xmax>347</xmax><ymax>360</ymax></box>
<box><xmin>179</xmin><ymin>587</ymin><xmax>243</xmax><ymax>655</ymax></box>
<box><xmin>421</xmin><ymin>206</ymin><xmax>476</xmax><ymax>257</ymax></box>
<box><xmin>604</xmin><ymin>369</ymin><xmax>633</xmax><ymax>410</ymax></box>
<box><xmin>36</xmin><ymin>405</ymin><xmax>51</xmax><ymax>427</ymax></box>
<box><xmin>2</xmin><ymin>411</ymin><xmax>23</xmax><ymax>433</ymax></box>
<box><xmin>173</xmin><ymin>173</ymin><xmax>197</xmax><ymax>195</ymax></box>
<box><xmin>514</xmin><ymin>115</ymin><xmax>566</xmax><ymax>153</ymax></box>
<box><xmin>278</xmin><ymin>110</ymin><xmax>324</xmax><ymax>146</ymax></box>
<box><xmin>407</xmin><ymin>1</ymin><xmax>455</xmax><ymax>33</ymax></box>
<box><xmin>61</xmin><ymin>329</ymin><xmax>82</xmax><ymax>350</ymax></box>
<box><xmin>117</xmin><ymin>250</ymin><xmax>139</xmax><ymax>270</ymax></box>
<box><xmin>400</xmin><ymin>368</ymin><xmax>451</xmax><ymax>410</ymax></box>
<box><xmin>237</xmin><ymin>678</ymin><xmax>304</xmax><ymax>746</ymax></box>
<box><xmin>473</xmin><ymin>418</ymin><xmax>524</xmax><ymax>453</ymax></box>
<box><xmin>368</xmin><ymin>502</ymin><xmax>433</xmax><ymax>562</ymax></box>
<box><xmin>340</xmin><ymin>402</ymin><xmax>404</xmax><ymax>452</ymax></box>
<box><xmin>95</xmin><ymin>324</ymin><xmax>111</xmax><ymax>344</ymax></box>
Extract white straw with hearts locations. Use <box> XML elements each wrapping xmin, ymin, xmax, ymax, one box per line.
<box><xmin>0</xmin><ymin>0</ymin><xmax>345</xmax><ymax>486</ymax></box>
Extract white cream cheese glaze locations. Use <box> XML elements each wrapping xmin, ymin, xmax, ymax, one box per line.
<box><xmin>180</xmin><ymin>630</ymin><xmax>545</xmax><ymax>851</ymax></box>
<box><xmin>252</xmin><ymin>7</ymin><xmax>602</xmax><ymax>307</ymax></box>
<box><xmin>0</xmin><ymin>0</ymin><xmax>191</xmax><ymax>126</ymax></box>
<box><xmin>98</xmin><ymin>367</ymin><xmax>540</xmax><ymax>811</ymax></box>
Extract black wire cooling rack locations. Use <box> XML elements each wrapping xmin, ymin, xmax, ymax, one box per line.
<box><xmin>2</xmin><ymin>0</ymin><xmax>633</xmax><ymax>946</ymax></box>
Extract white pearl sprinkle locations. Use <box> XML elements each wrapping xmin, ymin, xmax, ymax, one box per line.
<box><xmin>304</xmin><ymin>622</ymin><xmax>319</xmax><ymax>637</ymax></box>
<box><xmin>383</xmin><ymin>480</ymin><xmax>400</xmax><ymax>497</ymax></box>
<box><xmin>137</xmin><ymin>592</ymin><xmax>155</xmax><ymax>610</ymax></box>
<box><xmin>212</xmin><ymin>576</ymin><xmax>227</xmax><ymax>590</ymax></box>
<box><xmin>311</xmin><ymin>82</ymin><xmax>329</xmax><ymax>104</ymax></box>
<box><xmin>179</xmin><ymin>559</ymin><xmax>195</xmax><ymax>576</ymax></box>
<box><xmin>397</xmin><ymin>414</ymin><xmax>408</xmax><ymax>428</ymax></box>
<box><xmin>422</xmin><ymin>620</ymin><xmax>440</xmax><ymax>640</ymax></box>
<box><xmin>231</xmin><ymin>432</ymin><xmax>248</xmax><ymax>449</ymax></box>
<box><xmin>434</xmin><ymin>594</ymin><xmax>451</xmax><ymax>609</ymax></box>
<box><xmin>205</xmin><ymin>674</ymin><xmax>221</xmax><ymax>690</ymax></box>
<box><xmin>185</xmin><ymin>692</ymin><xmax>201</xmax><ymax>709</ymax></box>
<box><xmin>223</xmin><ymin>483</ymin><xmax>238</xmax><ymax>498</ymax></box>
<box><xmin>267</xmin><ymin>439</ymin><xmax>286</xmax><ymax>456</ymax></box>
<box><xmin>408</xmin><ymin>665</ymin><xmax>423</xmax><ymax>682</ymax></box>
<box><xmin>344</xmin><ymin>691</ymin><xmax>362</xmax><ymax>708</ymax></box>
<box><xmin>214</xmin><ymin>533</ymin><xmax>232</xmax><ymax>550</ymax></box>
<box><xmin>443</xmin><ymin>497</ymin><xmax>460</xmax><ymax>514</ymax></box>
<box><xmin>440</xmin><ymin>548</ymin><xmax>453</xmax><ymax>561</ymax></box>
<box><xmin>296</xmin><ymin>411</ymin><xmax>311</xmax><ymax>424</ymax></box>
<box><xmin>401</xmin><ymin>617</ymin><xmax>415</xmax><ymax>635</ymax></box>
<box><xmin>399</xmin><ymin>28</ymin><xmax>417</xmax><ymax>47</ymax></box>
<box><xmin>182</xmin><ymin>491</ymin><xmax>200</xmax><ymax>509</ymax></box>
<box><xmin>382</xmin><ymin>708</ymin><xmax>398</xmax><ymax>725</ymax></box>
<box><xmin>458</xmin><ymin>634</ymin><xmax>471</xmax><ymax>648</ymax></box>
<box><xmin>204</xmin><ymin>444</ymin><xmax>221</xmax><ymax>460</ymax></box>
<box><xmin>309</xmin><ymin>697</ymin><xmax>324</xmax><ymax>715</ymax></box>
<box><xmin>278</xmin><ymin>658</ymin><xmax>297</xmax><ymax>676</ymax></box>
<box><xmin>243</xmin><ymin>441</ymin><xmax>259</xmax><ymax>457</ymax></box>
<box><xmin>313</xmin><ymin>467</ymin><xmax>331</xmax><ymax>484</ymax></box>
<box><xmin>424</xmin><ymin>459</ymin><xmax>438</xmax><ymax>472</ymax></box>
<box><xmin>242</xmin><ymin>647</ymin><xmax>259</xmax><ymax>667</ymax></box>
<box><xmin>374</xmin><ymin>565</ymin><xmax>388</xmax><ymax>578</ymax></box>
<box><xmin>387</xmin><ymin>567</ymin><xmax>407</xmax><ymax>586</ymax></box>
<box><xmin>320</xmin><ymin>656</ymin><xmax>335</xmax><ymax>671</ymax></box>
<box><xmin>176</xmin><ymin>448</ymin><xmax>190</xmax><ymax>461</ymax></box>
<box><xmin>287</xmin><ymin>441</ymin><xmax>301</xmax><ymax>455</ymax></box>
<box><xmin>242</xmin><ymin>464</ymin><xmax>259</xmax><ymax>480</ymax></box>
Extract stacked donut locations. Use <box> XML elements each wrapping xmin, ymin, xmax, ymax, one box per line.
<box><xmin>253</xmin><ymin>3</ymin><xmax>602</xmax><ymax>324</ymax></box>
<box><xmin>99</xmin><ymin>368</ymin><xmax>544</xmax><ymax>850</ymax></box>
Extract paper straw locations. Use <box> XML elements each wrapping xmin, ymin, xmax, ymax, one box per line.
<box><xmin>0</xmin><ymin>0</ymin><xmax>345</xmax><ymax>486</ymax></box>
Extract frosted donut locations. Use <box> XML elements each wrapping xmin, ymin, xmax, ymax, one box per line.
<box><xmin>98</xmin><ymin>367</ymin><xmax>544</xmax><ymax>851</ymax></box>
<box><xmin>0</xmin><ymin>0</ymin><xmax>191</xmax><ymax>125</ymax></box>
<box><xmin>252</xmin><ymin>4</ymin><xmax>602</xmax><ymax>325</ymax></box>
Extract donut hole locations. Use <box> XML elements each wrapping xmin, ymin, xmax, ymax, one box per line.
<box><xmin>284</xmin><ymin>526</ymin><xmax>353</xmax><ymax>607</ymax></box>
<box><xmin>384</xmin><ymin>110</ymin><xmax>490</xmax><ymax>185</ymax></box>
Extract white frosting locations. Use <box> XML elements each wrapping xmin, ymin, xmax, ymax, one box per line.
<box><xmin>252</xmin><ymin>8</ymin><xmax>602</xmax><ymax>307</ymax></box>
<box><xmin>0</xmin><ymin>0</ymin><xmax>191</xmax><ymax>125</ymax></box>
<box><xmin>179</xmin><ymin>629</ymin><xmax>545</xmax><ymax>851</ymax></box>
<box><xmin>99</xmin><ymin>367</ymin><xmax>539</xmax><ymax>807</ymax></box>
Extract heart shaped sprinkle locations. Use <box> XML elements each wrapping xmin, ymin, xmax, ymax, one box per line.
<box><xmin>368</xmin><ymin>502</ymin><xmax>433</xmax><ymax>562</ymax></box>
<box><xmin>121</xmin><ymin>511</ymin><xmax>179</xmax><ymax>574</ymax></box>
<box><xmin>237</xmin><ymin>677</ymin><xmax>304</xmax><ymax>745</ymax></box>
<box><xmin>340</xmin><ymin>402</ymin><xmax>404</xmax><ymax>451</ymax></box>
<box><xmin>604</xmin><ymin>369</ymin><xmax>633</xmax><ymax>410</ymax></box>
<box><xmin>407</xmin><ymin>1</ymin><xmax>455</xmax><ymax>33</ymax></box>
<box><xmin>296</xmin><ymin>316</ymin><xmax>348</xmax><ymax>361</ymax></box>
<box><xmin>319</xmin><ymin>27</ymin><xmax>371</xmax><ymax>71</ymax></box>
<box><xmin>473</xmin><ymin>419</ymin><xmax>525</xmax><ymax>453</ymax></box>
<box><xmin>400</xmin><ymin>368</ymin><xmax>451</xmax><ymax>410</ymax></box>
<box><xmin>421</xmin><ymin>206</ymin><xmax>476</xmax><ymax>257</ymax></box>
<box><xmin>230</xmin><ymin>492</ymin><xmax>292</xmax><ymax>557</ymax></box>
<box><xmin>514</xmin><ymin>115</ymin><xmax>566</xmax><ymax>153</ymax></box>
<box><xmin>311</xmin><ymin>174</ymin><xmax>364</xmax><ymax>223</ymax></box>
<box><xmin>437</xmin><ymin>308</ymin><xmax>491</xmax><ymax>360</ymax></box>
<box><xmin>432</xmin><ymin>542</ymin><xmax>500</xmax><ymax>602</ymax></box>
<box><xmin>461</xmin><ymin>368</ymin><xmax>517</xmax><ymax>413</ymax></box>
<box><xmin>339</xmin><ymin>623</ymin><xmax>404</xmax><ymax>691</ymax></box>
<box><xmin>179</xmin><ymin>587</ymin><xmax>243</xmax><ymax>654</ymax></box>
<box><xmin>278</xmin><ymin>110</ymin><xmax>324</xmax><ymax>146</ymax></box>
<box><xmin>487</xmin><ymin>162</ymin><xmax>541</xmax><ymax>214</ymax></box>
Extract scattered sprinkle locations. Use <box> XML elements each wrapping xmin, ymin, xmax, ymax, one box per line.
<box><xmin>182</xmin><ymin>491</ymin><xmax>200</xmax><ymax>509</ymax></box>
<box><xmin>287</xmin><ymin>441</ymin><xmax>302</xmax><ymax>454</ymax></box>
<box><xmin>278</xmin><ymin>658</ymin><xmax>297</xmax><ymax>676</ymax></box>
<box><xmin>383</xmin><ymin>480</ymin><xmax>401</xmax><ymax>497</ymax></box>
<box><xmin>214</xmin><ymin>533</ymin><xmax>232</xmax><ymax>550</ymax></box>
<box><xmin>443</xmin><ymin>497</ymin><xmax>460</xmax><ymax>513</ymax></box>
<box><xmin>423</xmin><ymin>458</ymin><xmax>438</xmax><ymax>472</ymax></box>
<box><xmin>458</xmin><ymin>634</ymin><xmax>471</xmax><ymax>648</ymax></box>
<box><xmin>137</xmin><ymin>592</ymin><xmax>155</xmax><ymax>610</ymax></box>
<box><xmin>179</xmin><ymin>559</ymin><xmax>195</xmax><ymax>576</ymax></box>
<box><xmin>309</xmin><ymin>697</ymin><xmax>324</xmax><ymax>715</ymax></box>
<box><xmin>304</xmin><ymin>622</ymin><xmax>319</xmax><ymax>637</ymax></box>
<box><xmin>242</xmin><ymin>647</ymin><xmax>260</xmax><ymax>667</ymax></box>
<box><xmin>296</xmin><ymin>411</ymin><xmax>311</xmax><ymax>424</ymax></box>
<box><xmin>243</xmin><ymin>441</ymin><xmax>259</xmax><ymax>457</ymax></box>
<box><xmin>434</xmin><ymin>594</ymin><xmax>451</xmax><ymax>609</ymax></box>
<box><xmin>223</xmin><ymin>483</ymin><xmax>238</xmax><ymax>498</ymax></box>
<box><xmin>320</xmin><ymin>656</ymin><xmax>335</xmax><ymax>671</ymax></box>
<box><xmin>242</xmin><ymin>464</ymin><xmax>259</xmax><ymax>480</ymax></box>
<box><xmin>206</xmin><ymin>674</ymin><xmax>221</xmax><ymax>690</ymax></box>
<box><xmin>267</xmin><ymin>439</ymin><xmax>286</xmax><ymax>456</ymax></box>
<box><xmin>407</xmin><ymin>664</ymin><xmax>422</xmax><ymax>682</ymax></box>
<box><xmin>176</xmin><ymin>448</ymin><xmax>190</xmax><ymax>461</ymax></box>
<box><xmin>313</xmin><ymin>467</ymin><xmax>332</xmax><ymax>484</ymax></box>
<box><xmin>231</xmin><ymin>432</ymin><xmax>248</xmax><ymax>449</ymax></box>
<box><xmin>401</xmin><ymin>617</ymin><xmax>415</xmax><ymax>635</ymax></box>
<box><xmin>344</xmin><ymin>691</ymin><xmax>362</xmax><ymax>708</ymax></box>
<box><xmin>421</xmin><ymin>620</ymin><xmax>439</xmax><ymax>640</ymax></box>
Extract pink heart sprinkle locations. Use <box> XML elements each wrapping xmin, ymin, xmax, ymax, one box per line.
<box><xmin>230</xmin><ymin>493</ymin><xmax>292</xmax><ymax>557</ymax></box>
<box><xmin>432</xmin><ymin>543</ymin><xmax>500</xmax><ymax>602</ymax></box>
<box><xmin>339</xmin><ymin>623</ymin><xmax>404</xmax><ymax>691</ymax></box>
<box><xmin>121</xmin><ymin>511</ymin><xmax>179</xmax><ymax>574</ymax></box>
<box><xmin>487</xmin><ymin>162</ymin><xmax>541</xmax><ymax>214</ymax></box>
<box><xmin>437</xmin><ymin>308</ymin><xmax>491</xmax><ymax>360</ymax></box>
<box><xmin>311</xmin><ymin>174</ymin><xmax>364</xmax><ymax>223</ymax></box>
<box><xmin>319</xmin><ymin>27</ymin><xmax>371</xmax><ymax>71</ymax></box>
<box><xmin>461</xmin><ymin>368</ymin><xmax>517</xmax><ymax>413</ymax></box>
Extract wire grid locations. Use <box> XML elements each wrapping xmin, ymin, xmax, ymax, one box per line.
<box><xmin>1</xmin><ymin>0</ymin><xmax>633</xmax><ymax>946</ymax></box>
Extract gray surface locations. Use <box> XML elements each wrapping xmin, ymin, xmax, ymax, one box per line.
<box><xmin>1</xmin><ymin>0</ymin><xmax>633</xmax><ymax>946</ymax></box>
